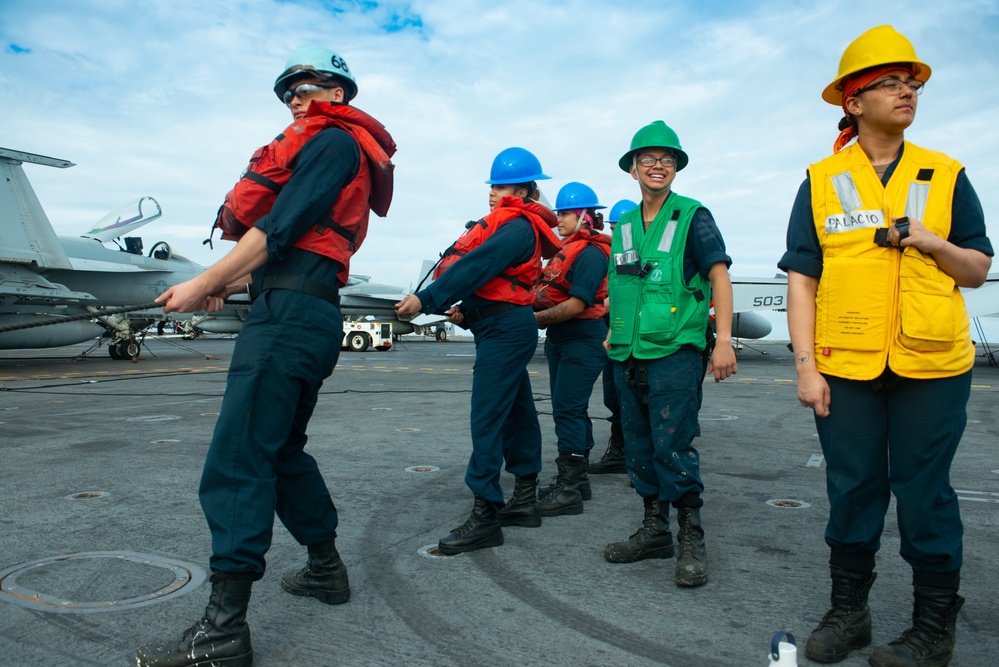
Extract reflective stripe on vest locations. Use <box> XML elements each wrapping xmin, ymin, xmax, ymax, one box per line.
<box><xmin>809</xmin><ymin>141</ymin><xmax>972</xmax><ymax>380</ymax></box>
<box><xmin>607</xmin><ymin>193</ymin><xmax>710</xmax><ymax>361</ymax></box>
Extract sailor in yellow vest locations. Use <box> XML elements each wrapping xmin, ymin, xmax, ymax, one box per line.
<box><xmin>779</xmin><ymin>25</ymin><xmax>992</xmax><ymax>666</ymax></box>
<box><xmin>604</xmin><ymin>121</ymin><xmax>737</xmax><ymax>588</ymax></box>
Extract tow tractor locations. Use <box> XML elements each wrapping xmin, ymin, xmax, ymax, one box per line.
<box><xmin>342</xmin><ymin>320</ymin><xmax>392</xmax><ymax>352</ymax></box>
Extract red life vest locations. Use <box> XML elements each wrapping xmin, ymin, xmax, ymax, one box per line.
<box><xmin>212</xmin><ymin>102</ymin><xmax>396</xmax><ymax>286</ymax></box>
<box><xmin>532</xmin><ymin>228</ymin><xmax>611</xmax><ymax>319</ymax></box>
<box><xmin>435</xmin><ymin>196</ymin><xmax>560</xmax><ymax>305</ymax></box>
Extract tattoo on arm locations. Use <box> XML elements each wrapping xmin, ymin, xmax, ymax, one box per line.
<box><xmin>536</xmin><ymin>302</ymin><xmax>571</xmax><ymax>328</ymax></box>
<box><xmin>795</xmin><ymin>351</ymin><xmax>811</xmax><ymax>364</ymax></box>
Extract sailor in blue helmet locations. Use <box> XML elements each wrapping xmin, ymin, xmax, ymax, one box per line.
<box><xmin>396</xmin><ymin>147</ymin><xmax>561</xmax><ymax>551</ymax></box>
<box><xmin>137</xmin><ymin>45</ymin><xmax>395</xmax><ymax>667</ymax></box>
<box><xmin>524</xmin><ymin>182</ymin><xmax>611</xmax><ymax>518</ymax></box>
<box><xmin>589</xmin><ymin>198</ymin><xmax>636</xmax><ymax>475</ymax></box>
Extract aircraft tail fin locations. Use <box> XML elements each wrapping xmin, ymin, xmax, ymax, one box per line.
<box><xmin>415</xmin><ymin>259</ymin><xmax>438</xmax><ymax>293</ymax></box>
<box><xmin>0</xmin><ymin>147</ymin><xmax>74</xmax><ymax>270</ymax></box>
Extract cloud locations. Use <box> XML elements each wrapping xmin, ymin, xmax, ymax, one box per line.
<box><xmin>2</xmin><ymin>0</ymin><xmax>997</xmax><ymax>296</ymax></box>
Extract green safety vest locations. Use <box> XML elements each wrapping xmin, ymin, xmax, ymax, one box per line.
<box><xmin>607</xmin><ymin>192</ymin><xmax>710</xmax><ymax>361</ymax></box>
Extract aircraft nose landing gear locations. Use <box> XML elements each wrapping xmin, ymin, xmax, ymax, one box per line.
<box><xmin>108</xmin><ymin>337</ymin><xmax>140</xmax><ymax>361</ymax></box>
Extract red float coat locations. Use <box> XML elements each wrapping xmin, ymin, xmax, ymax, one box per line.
<box><xmin>435</xmin><ymin>196</ymin><xmax>560</xmax><ymax>304</ymax></box>
<box><xmin>532</xmin><ymin>228</ymin><xmax>611</xmax><ymax>319</ymax></box>
<box><xmin>212</xmin><ymin>102</ymin><xmax>396</xmax><ymax>286</ymax></box>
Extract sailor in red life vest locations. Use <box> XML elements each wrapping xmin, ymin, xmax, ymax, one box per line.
<box><xmin>139</xmin><ymin>46</ymin><xmax>395</xmax><ymax>667</ymax></box>
<box><xmin>520</xmin><ymin>182</ymin><xmax>611</xmax><ymax>520</ymax></box>
<box><xmin>395</xmin><ymin>147</ymin><xmax>561</xmax><ymax>553</ymax></box>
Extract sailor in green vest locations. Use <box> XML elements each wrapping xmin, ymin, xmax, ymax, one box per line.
<box><xmin>603</xmin><ymin>121</ymin><xmax>737</xmax><ymax>588</ymax></box>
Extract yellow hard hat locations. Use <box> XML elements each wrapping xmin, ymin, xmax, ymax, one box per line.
<box><xmin>822</xmin><ymin>25</ymin><xmax>931</xmax><ymax>105</ymax></box>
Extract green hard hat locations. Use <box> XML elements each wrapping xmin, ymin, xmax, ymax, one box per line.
<box><xmin>618</xmin><ymin>120</ymin><xmax>689</xmax><ymax>172</ymax></box>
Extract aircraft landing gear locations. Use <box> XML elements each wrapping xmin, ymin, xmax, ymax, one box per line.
<box><xmin>435</xmin><ymin>327</ymin><xmax>447</xmax><ymax>342</ymax></box>
<box><xmin>108</xmin><ymin>338</ymin><xmax>140</xmax><ymax>361</ymax></box>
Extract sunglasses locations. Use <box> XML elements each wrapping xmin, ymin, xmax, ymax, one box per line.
<box><xmin>282</xmin><ymin>83</ymin><xmax>339</xmax><ymax>105</ymax></box>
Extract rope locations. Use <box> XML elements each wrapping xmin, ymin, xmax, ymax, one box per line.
<box><xmin>0</xmin><ymin>303</ymin><xmax>161</xmax><ymax>335</ymax></box>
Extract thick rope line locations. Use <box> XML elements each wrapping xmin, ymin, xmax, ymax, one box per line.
<box><xmin>0</xmin><ymin>303</ymin><xmax>161</xmax><ymax>334</ymax></box>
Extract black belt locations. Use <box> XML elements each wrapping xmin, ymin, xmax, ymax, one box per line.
<box><xmin>461</xmin><ymin>302</ymin><xmax>516</xmax><ymax>326</ymax></box>
<box><xmin>248</xmin><ymin>274</ymin><xmax>340</xmax><ymax>306</ymax></box>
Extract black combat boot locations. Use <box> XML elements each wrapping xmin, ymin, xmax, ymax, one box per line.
<box><xmin>603</xmin><ymin>496</ymin><xmax>674</xmax><ymax>562</ymax></box>
<box><xmin>538</xmin><ymin>457</ymin><xmax>585</xmax><ymax>517</ymax></box>
<box><xmin>135</xmin><ymin>572</ymin><xmax>253</xmax><ymax>667</ymax></box>
<box><xmin>589</xmin><ymin>429</ymin><xmax>626</xmax><ymax>474</ymax></box>
<box><xmin>280</xmin><ymin>540</ymin><xmax>350</xmax><ymax>605</ymax></box>
<box><xmin>438</xmin><ymin>495</ymin><xmax>504</xmax><ymax>555</ymax></box>
<box><xmin>539</xmin><ymin>454</ymin><xmax>590</xmax><ymax>500</ymax></box>
<box><xmin>675</xmin><ymin>506</ymin><xmax>708</xmax><ymax>587</ymax></box>
<box><xmin>497</xmin><ymin>475</ymin><xmax>542</xmax><ymax>527</ymax></box>
<box><xmin>868</xmin><ymin>584</ymin><xmax>964</xmax><ymax>667</ymax></box>
<box><xmin>805</xmin><ymin>566</ymin><xmax>876</xmax><ymax>663</ymax></box>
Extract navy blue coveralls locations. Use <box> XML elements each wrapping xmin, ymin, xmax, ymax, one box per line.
<box><xmin>200</xmin><ymin>128</ymin><xmax>360</xmax><ymax>577</ymax></box>
<box><xmin>778</xmin><ymin>148</ymin><xmax>993</xmax><ymax>577</ymax></box>
<box><xmin>601</xmin><ymin>352</ymin><xmax>621</xmax><ymax>438</ymax></box>
<box><xmin>613</xmin><ymin>207</ymin><xmax>730</xmax><ymax>506</ymax></box>
<box><xmin>544</xmin><ymin>244</ymin><xmax>608</xmax><ymax>457</ymax></box>
<box><xmin>416</xmin><ymin>219</ymin><xmax>543</xmax><ymax>507</ymax></box>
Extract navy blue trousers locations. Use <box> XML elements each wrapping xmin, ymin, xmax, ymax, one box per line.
<box><xmin>602</xmin><ymin>358</ymin><xmax>622</xmax><ymax>436</ymax></box>
<box><xmin>465</xmin><ymin>306</ymin><xmax>543</xmax><ymax>505</ymax></box>
<box><xmin>545</xmin><ymin>322</ymin><xmax>608</xmax><ymax>457</ymax></box>
<box><xmin>816</xmin><ymin>370</ymin><xmax>970</xmax><ymax>573</ymax></box>
<box><xmin>613</xmin><ymin>347</ymin><xmax>704</xmax><ymax>502</ymax></box>
<box><xmin>200</xmin><ymin>288</ymin><xmax>343</xmax><ymax>576</ymax></box>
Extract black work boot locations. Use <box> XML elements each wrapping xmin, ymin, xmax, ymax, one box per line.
<box><xmin>540</xmin><ymin>454</ymin><xmax>590</xmax><ymax>500</ymax></box>
<box><xmin>280</xmin><ymin>540</ymin><xmax>350</xmax><ymax>605</ymax></box>
<box><xmin>438</xmin><ymin>495</ymin><xmax>504</xmax><ymax>555</ymax></box>
<box><xmin>135</xmin><ymin>572</ymin><xmax>253</xmax><ymax>667</ymax></box>
<box><xmin>497</xmin><ymin>475</ymin><xmax>542</xmax><ymax>527</ymax></box>
<box><xmin>868</xmin><ymin>585</ymin><xmax>964</xmax><ymax>667</ymax></box>
<box><xmin>603</xmin><ymin>496</ymin><xmax>674</xmax><ymax>562</ymax></box>
<box><xmin>538</xmin><ymin>456</ymin><xmax>593</xmax><ymax>500</ymax></box>
<box><xmin>675</xmin><ymin>506</ymin><xmax>708</xmax><ymax>587</ymax></box>
<box><xmin>589</xmin><ymin>429</ymin><xmax>626</xmax><ymax>474</ymax></box>
<box><xmin>538</xmin><ymin>457</ymin><xmax>585</xmax><ymax>517</ymax></box>
<box><xmin>805</xmin><ymin>566</ymin><xmax>876</xmax><ymax>663</ymax></box>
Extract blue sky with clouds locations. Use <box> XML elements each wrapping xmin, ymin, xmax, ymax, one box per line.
<box><xmin>3</xmin><ymin>0</ymin><xmax>998</xmax><ymax>338</ymax></box>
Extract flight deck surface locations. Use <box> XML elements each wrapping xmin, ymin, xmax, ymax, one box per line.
<box><xmin>1</xmin><ymin>335</ymin><xmax>997</xmax><ymax>666</ymax></box>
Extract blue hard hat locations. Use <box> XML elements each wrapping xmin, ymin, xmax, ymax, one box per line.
<box><xmin>608</xmin><ymin>199</ymin><xmax>638</xmax><ymax>223</ymax></box>
<box><xmin>485</xmin><ymin>147</ymin><xmax>551</xmax><ymax>185</ymax></box>
<box><xmin>552</xmin><ymin>182</ymin><xmax>606</xmax><ymax>212</ymax></box>
<box><xmin>274</xmin><ymin>46</ymin><xmax>358</xmax><ymax>102</ymax></box>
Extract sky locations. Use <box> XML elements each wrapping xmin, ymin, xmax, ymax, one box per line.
<box><xmin>3</xmin><ymin>0</ymin><xmax>999</xmax><ymax>340</ymax></box>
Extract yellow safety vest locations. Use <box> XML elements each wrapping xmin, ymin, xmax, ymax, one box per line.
<box><xmin>809</xmin><ymin>141</ymin><xmax>973</xmax><ymax>380</ymax></box>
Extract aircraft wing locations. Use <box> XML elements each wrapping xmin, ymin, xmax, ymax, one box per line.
<box><xmin>961</xmin><ymin>274</ymin><xmax>999</xmax><ymax>319</ymax></box>
<box><xmin>0</xmin><ymin>263</ymin><xmax>96</xmax><ymax>304</ymax></box>
<box><xmin>411</xmin><ymin>313</ymin><xmax>447</xmax><ymax>326</ymax></box>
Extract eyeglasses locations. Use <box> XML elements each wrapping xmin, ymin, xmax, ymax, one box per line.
<box><xmin>635</xmin><ymin>156</ymin><xmax>677</xmax><ymax>169</ymax></box>
<box><xmin>282</xmin><ymin>83</ymin><xmax>339</xmax><ymax>105</ymax></box>
<box><xmin>854</xmin><ymin>77</ymin><xmax>924</xmax><ymax>97</ymax></box>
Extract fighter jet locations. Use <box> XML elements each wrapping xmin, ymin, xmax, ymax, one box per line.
<box><xmin>728</xmin><ymin>275</ymin><xmax>788</xmax><ymax>340</ymax></box>
<box><xmin>190</xmin><ymin>262</ymin><xmax>449</xmax><ymax>341</ymax></box>
<box><xmin>0</xmin><ymin>147</ymin><xmax>211</xmax><ymax>358</ymax></box>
